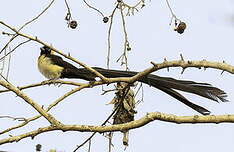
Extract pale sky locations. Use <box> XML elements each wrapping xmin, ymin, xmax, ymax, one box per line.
<box><xmin>0</xmin><ymin>0</ymin><xmax>234</xmax><ymax>151</ymax></box>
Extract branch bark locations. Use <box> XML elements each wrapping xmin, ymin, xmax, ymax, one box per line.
<box><xmin>1</xmin><ymin>112</ymin><xmax>234</xmax><ymax>145</ymax></box>
<box><xmin>0</xmin><ymin>80</ymin><xmax>61</xmax><ymax>126</ymax></box>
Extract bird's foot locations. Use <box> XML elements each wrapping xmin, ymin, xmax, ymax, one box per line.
<box><xmin>88</xmin><ymin>80</ymin><xmax>96</xmax><ymax>88</ymax></box>
<box><xmin>41</xmin><ymin>80</ymin><xmax>51</xmax><ymax>85</ymax></box>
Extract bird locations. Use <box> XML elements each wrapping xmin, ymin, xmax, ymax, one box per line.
<box><xmin>38</xmin><ymin>45</ymin><xmax>228</xmax><ymax>115</ymax></box>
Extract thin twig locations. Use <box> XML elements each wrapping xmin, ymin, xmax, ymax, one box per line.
<box><xmin>0</xmin><ymin>80</ymin><xmax>83</xmax><ymax>93</ymax></box>
<box><xmin>19</xmin><ymin>0</ymin><xmax>55</xmax><ymax>31</ymax></box>
<box><xmin>64</xmin><ymin>0</ymin><xmax>73</xmax><ymax>27</ymax></box>
<box><xmin>0</xmin><ymin>73</ymin><xmax>11</xmax><ymax>84</ymax></box>
<box><xmin>0</xmin><ymin>39</ymin><xmax>31</xmax><ymax>61</ymax></box>
<box><xmin>83</xmin><ymin>0</ymin><xmax>104</xmax><ymax>17</ymax></box>
<box><xmin>73</xmin><ymin>104</ymin><xmax>120</xmax><ymax>152</ymax></box>
<box><xmin>108</xmin><ymin>132</ymin><xmax>113</xmax><ymax>152</ymax></box>
<box><xmin>0</xmin><ymin>0</ymin><xmax>55</xmax><ymax>54</ymax></box>
<box><xmin>165</xmin><ymin>0</ymin><xmax>175</xmax><ymax>18</ymax></box>
<box><xmin>64</xmin><ymin>0</ymin><xmax>72</xmax><ymax>17</ymax></box>
<box><xmin>122</xmin><ymin>0</ymin><xmax>145</xmax><ymax>10</ymax></box>
<box><xmin>134</xmin><ymin>83</ymin><xmax>144</xmax><ymax>105</ymax></box>
<box><xmin>6</xmin><ymin>51</ymin><xmax>11</xmax><ymax>80</ymax></box>
<box><xmin>88</xmin><ymin>139</ymin><xmax>91</xmax><ymax>152</ymax></box>
<box><xmin>0</xmin><ymin>116</ymin><xmax>26</xmax><ymax>121</ymax></box>
<box><xmin>120</xmin><ymin>4</ymin><xmax>129</xmax><ymax>70</ymax></box>
<box><xmin>107</xmin><ymin>6</ymin><xmax>118</xmax><ymax>69</ymax></box>
<box><xmin>0</xmin><ymin>48</ymin><xmax>6</xmax><ymax>78</ymax></box>
<box><xmin>165</xmin><ymin>0</ymin><xmax>180</xmax><ymax>25</ymax></box>
<box><xmin>101</xmin><ymin>88</ymin><xmax>117</xmax><ymax>95</ymax></box>
<box><xmin>0</xmin><ymin>35</ymin><xmax>18</xmax><ymax>55</ymax></box>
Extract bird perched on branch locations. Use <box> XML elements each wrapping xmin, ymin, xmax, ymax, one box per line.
<box><xmin>38</xmin><ymin>45</ymin><xmax>228</xmax><ymax>115</ymax></box>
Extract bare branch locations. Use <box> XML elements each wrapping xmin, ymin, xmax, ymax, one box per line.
<box><xmin>64</xmin><ymin>0</ymin><xmax>72</xmax><ymax>20</ymax></box>
<box><xmin>151</xmin><ymin>59</ymin><xmax>234</xmax><ymax>74</ymax></box>
<box><xmin>6</xmin><ymin>51</ymin><xmax>11</xmax><ymax>80</ymax></box>
<box><xmin>19</xmin><ymin>0</ymin><xmax>55</xmax><ymax>31</ymax></box>
<box><xmin>165</xmin><ymin>0</ymin><xmax>181</xmax><ymax>25</ymax></box>
<box><xmin>0</xmin><ymin>116</ymin><xmax>26</xmax><ymax>122</ymax></box>
<box><xmin>0</xmin><ymin>39</ymin><xmax>31</xmax><ymax>61</ymax></box>
<box><xmin>0</xmin><ymin>80</ymin><xmax>83</xmax><ymax>93</ymax></box>
<box><xmin>0</xmin><ymin>0</ymin><xmax>55</xmax><ymax>54</ymax></box>
<box><xmin>121</xmin><ymin>0</ymin><xmax>146</xmax><ymax>16</ymax></box>
<box><xmin>83</xmin><ymin>0</ymin><xmax>104</xmax><ymax>17</ymax></box>
<box><xmin>0</xmin><ymin>80</ymin><xmax>60</xmax><ymax>126</ymax></box>
<box><xmin>1</xmin><ymin>112</ymin><xmax>234</xmax><ymax>145</ymax></box>
<box><xmin>107</xmin><ymin>6</ymin><xmax>118</xmax><ymax>69</ymax></box>
<box><xmin>0</xmin><ymin>83</ymin><xmax>90</xmax><ymax>135</ymax></box>
<box><xmin>119</xmin><ymin>4</ymin><xmax>129</xmax><ymax>70</ymax></box>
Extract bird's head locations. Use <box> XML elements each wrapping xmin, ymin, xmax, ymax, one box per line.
<box><xmin>40</xmin><ymin>46</ymin><xmax>54</xmax><ymax>55</ymax></box>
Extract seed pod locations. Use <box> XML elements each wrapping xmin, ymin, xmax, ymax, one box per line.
<box><xmin>176</xmin><ymin>22</ymin><xmax>186</xmax><ymax>34</ymax></box>
<box><xmin>36</xmin><ymin>144</ymin><xmax>42</xmax><ymax>151</ymax></box>
<box><xmin>69</xmin><ymin>20</ymin><xmax>78</xmax><ymax>29</ymax></box>
<box><xmin>103</xmin><ymin>17</ymin><xmax>109</xmax><ymax>23</ymax></box>
<box><xmin>127</xmin><ymin>46</ymin><xmax>131</xmax><ymax>51</ymax></box>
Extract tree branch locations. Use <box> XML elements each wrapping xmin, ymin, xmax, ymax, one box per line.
<box><xmin>0</xmin><ymin>0</ymin><xmax>55</xmax><ymax>54</ymax></box>
<box><xmin>0</xmin><ymin>80</ymin><xmax>61</xmax><ymax>126</ymax></box>
<box><xmin>1</xmin><ymin>112</ymin><xmax>234</xmax><ymax>145</ymax></box>
<box><xmin>151</xmin><ymin>57</ymin><xmax>234</xmax><ymax>74</ymax></box>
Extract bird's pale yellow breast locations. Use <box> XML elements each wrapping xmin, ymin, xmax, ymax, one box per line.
<box><xmin>38</xmin><ymin>55</ymin><xmax>64</xmax><ymax>79</ymax></box>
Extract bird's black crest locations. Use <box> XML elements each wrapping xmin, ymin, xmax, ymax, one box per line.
<box><xmin>40</xmin><ymin>46</ymin><xmax>52</xmax><ymax>55</ymax></box>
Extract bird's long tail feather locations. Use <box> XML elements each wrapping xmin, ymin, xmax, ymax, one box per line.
<box><xmin>64</xmin><ymin>67</ymin><xmax>228</xmax><ymax>115</ymax></box>
<box><xmin>92</xmin><ymin>67</ymin><xmax>228</xmax><ymax>115</ymax></box>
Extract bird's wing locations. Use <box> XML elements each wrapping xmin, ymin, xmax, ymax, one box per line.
<box><xmin>47</xmin><ymin>54</ymin><xmax>78</xmax><ymax>70</ymax></box>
